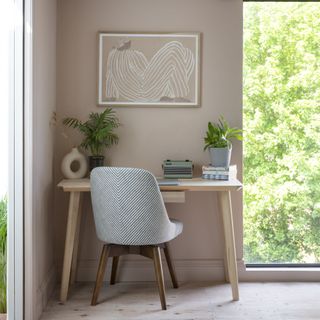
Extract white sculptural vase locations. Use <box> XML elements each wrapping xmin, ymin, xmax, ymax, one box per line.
<box><xmin>61</xmin><ymin>147</ymin><xmax>88</xmax><ymax>179</ymax></box>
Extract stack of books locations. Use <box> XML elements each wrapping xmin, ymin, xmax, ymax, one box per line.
<box><xmin>202</xmin><ymin>165</ymin><xmax>237</xmax><ymax>181</ymax></box>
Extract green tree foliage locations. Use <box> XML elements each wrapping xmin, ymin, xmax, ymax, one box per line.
<box><xmin>0</xmin><ymin>197</ymin><xmax>7</xmax><ymax>312</ymax></box>
<box><xmin>244</xmin><ymin>3</ymin><xmax>320</xmax><ymax>263</ymax></box>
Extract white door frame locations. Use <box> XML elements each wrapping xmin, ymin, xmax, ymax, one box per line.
<box><xmin>24</xmin><ymin>0</ymin><xmax>35</xmax><ymax>318</ymax></box>
<box><xmin>7</xmin><ymin>0</ymin><xmax>24</xmax><ymax>318</ymax></box>
<box><xmin>8</xmin><ymin>0</ymin><xmax>33</xmax><ymax>318</ymax></box>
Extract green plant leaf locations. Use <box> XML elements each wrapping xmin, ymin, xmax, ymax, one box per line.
<box><xmin>0</xmin><ymin>197</ymin><xmax>7</xmax><ymax>312</ymax></box>
<box><xmin>204</xmin><ymin>116</ymin><xmax>242</xmax><ymax>150</ymax></box>
<box><xmin>63</xmin><ymin>108</ymin><xmax>120</xmax><ymax>156</ymax></box>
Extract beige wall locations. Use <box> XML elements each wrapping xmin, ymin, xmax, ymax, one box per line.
<box><xmin>56</xmin><ymin>0</ymin><xmax>243</xmax><ymax>281</ymax></box>
<box><xmin>32</xmin><ymin>0</ymin><xmax>57</xmax><ymax>317</ymax></box>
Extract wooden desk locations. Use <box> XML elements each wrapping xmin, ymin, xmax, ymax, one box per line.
<box><xmin>58</xmin><ymin>178</ymin><xmax>242</xmax><ymax>303</ymax></box>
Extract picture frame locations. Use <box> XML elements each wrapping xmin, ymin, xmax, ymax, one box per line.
<box><xmin>98</xmin><ymin>32</ymin><xmax>201</xmax><ymax>107</ymax></box>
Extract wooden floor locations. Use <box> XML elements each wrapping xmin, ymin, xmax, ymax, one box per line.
<box><xmin>41</xmin><ymin>282</ymin><xmax>320</xmax><ymax>320</ymax></box>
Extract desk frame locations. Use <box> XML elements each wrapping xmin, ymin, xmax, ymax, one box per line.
<box><xmin>57</xmin><ymin>178</ymin><xmax>242</xmax><ymax>303</ymax></box>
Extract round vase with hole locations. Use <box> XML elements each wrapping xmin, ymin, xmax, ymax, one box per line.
<box><xmin>61</xmin><ymin>147</ymin><xmax>88</xmax><ymax>179</ymax></box>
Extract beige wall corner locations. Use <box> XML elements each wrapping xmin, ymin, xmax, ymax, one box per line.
<box><xmin>25</xmin><ymin>0</ymin><xmax>58</xmax><ymax>319</ymax></box>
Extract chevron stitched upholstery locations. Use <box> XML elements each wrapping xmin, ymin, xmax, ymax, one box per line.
<box><xmin>90</xmin><ymin>167</ymin><xmax>183</xmax><ymax>245</ymax></box>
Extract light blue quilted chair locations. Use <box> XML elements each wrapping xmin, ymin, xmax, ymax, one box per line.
<box><xmin>90</xmin><ymin>167</ymin><xmax>183</xmax><ymax>310</ymax></box>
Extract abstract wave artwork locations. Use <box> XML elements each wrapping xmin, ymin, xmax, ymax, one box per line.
<box><xmin>98</xmin><ymin>33</ymin><xmax>200</xmax><ymax>106</ymax></box>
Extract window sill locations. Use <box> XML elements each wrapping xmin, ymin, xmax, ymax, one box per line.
<box><xmin>239</xmin><ymin>266</ymin><xmax>320</xmax><ymax>281</ymax></box>
<box><xmin>246</xmin><ymin>267</ymin><xmax>320</xmax><ymax>272</ymax></box>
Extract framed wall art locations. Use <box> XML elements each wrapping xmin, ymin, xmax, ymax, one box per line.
<box><xmin>98</xmin><ymin>32</ymin><xmax>201</xmax><ymax>107</ymax></box>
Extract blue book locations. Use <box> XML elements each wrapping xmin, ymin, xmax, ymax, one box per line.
<box><xmin>202</xmin><ymin>174</ymin><xmax>229</xmax><ymax>181</ymax></box>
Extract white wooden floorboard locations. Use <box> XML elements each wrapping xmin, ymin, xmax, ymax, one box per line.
<box><xmin>41</xmin><ymin>282</ymin><xmax>320</xmax><ymax>320</ymax></box>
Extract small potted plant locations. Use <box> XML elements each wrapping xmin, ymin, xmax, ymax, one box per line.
<box><xmin>63</xmin><ymin>108</ymin><xmax>120</xmax><ymax>171</ymax></box>
<box><xmin>204</xmin><ymin>116</ymin><xmax>242</xmax><ymax>168</ymax></box>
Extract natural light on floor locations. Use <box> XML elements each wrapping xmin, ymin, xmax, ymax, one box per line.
<box><xmin>243</xmin><ymin>2</ymin><xmax>320</xmax><ymax>265</ymax></box>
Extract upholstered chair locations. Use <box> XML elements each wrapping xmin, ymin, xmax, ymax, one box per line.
<box><xmin>90</xmin><ymin>167</ymin><xmax>183</xmax><ymax>310</ymax></box>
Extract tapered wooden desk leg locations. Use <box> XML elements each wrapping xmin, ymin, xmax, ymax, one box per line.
<box><xmin>223</xmin><ymin>251</ymin><xmax>230</xmax><ymax>283</ymax></box>
<box><xmin>218</xmin><ymin>191</ymin><xmax>239</xmax><ymax>301</ymax></box>
<box><xmin>219</xmin><ymin>195</ymin><xmax>230</xmax><ymax>283</ymax></box>
<box><xmin>70</xmin><ymin>194</ymin><xmax>83</xmax><ymax>285</ymax></box>
<box><xmin>60</xmin><ymin>191</ymin><xmax>81</xmax><ymax>303</ymax></box>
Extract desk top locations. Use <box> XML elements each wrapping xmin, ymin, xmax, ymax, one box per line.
<box><xmin>58</xmin><ymin>178</ymin><xmax>242</xmax><ymax>192</ymax></box>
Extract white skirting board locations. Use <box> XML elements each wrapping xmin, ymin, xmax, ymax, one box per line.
<box><xmin>55</xmin><ymin>258</ymin><xmax>320</xmax><ymax>286</ymax></box>
<box><xmin>60</xmin><ymin>259</ymin><xmax>244</xmax><ymax>283</ymax></box>
<box><xmin>36</xmin><ymin>265</ymin><xmax>57</xmax><ymax>320</ymax></box>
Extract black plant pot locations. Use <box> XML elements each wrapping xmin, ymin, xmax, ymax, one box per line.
<box><xmin>89</xmin><ymin>155</ymin><xmax>105</xmax><ymax>172</ymax></box>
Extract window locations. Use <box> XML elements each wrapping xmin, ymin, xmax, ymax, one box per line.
<box><xmin>243</xmin><ymin>2</ymin><xmax>320</xmax><ymax>265</ymax></box>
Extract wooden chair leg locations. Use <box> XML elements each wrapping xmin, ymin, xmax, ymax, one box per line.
<box><xmin>110</xmin><ymin>256</ymin><xmax>119</xmax><ymax>285</ymax></box>
<box><xmin>152</xmin><ymin>246</ymin><xmax>167</xmax><ymax>310</ymax></box>
<box><xmin>91</xmin><ymin>244</ymin><xmax>110</xmax><ymax>306</ymax></box>
<box><xmin>163</xmin><ymin>242</ymin><xmax>178</xmax><ymax>288</ymax></box>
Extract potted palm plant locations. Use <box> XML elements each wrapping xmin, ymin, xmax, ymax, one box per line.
<box><xmin>204</xmin><ymin>116</ymin><xmax>242</xmax><ymax>168</ymax></box>
<box><xmin>63</xmin><ymin>108</ymin><xmax>120</xmax><ymax>171</ymax></box>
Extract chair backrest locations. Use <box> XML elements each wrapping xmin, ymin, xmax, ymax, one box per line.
<box><xmin>90</xmin><ymin>167</ymin><xmax>176</xmax><ymax>245</ymax></box>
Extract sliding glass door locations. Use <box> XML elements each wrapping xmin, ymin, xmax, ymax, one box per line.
<box><xmin>1</xmin><ymin>0</ymin><xmax>25</xmax><ymax>318</ymax></box>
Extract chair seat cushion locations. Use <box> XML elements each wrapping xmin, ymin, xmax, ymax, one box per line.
<box><xmin>169</xmin><ymin>218</ymin><xmax>183</xmax><ymax>238</ymax></box>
